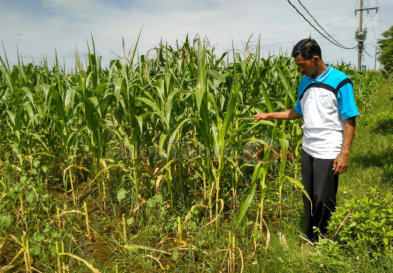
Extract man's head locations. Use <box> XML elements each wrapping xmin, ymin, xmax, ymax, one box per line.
<box><xmin>292</xmin><ymin>39</ymin><xmax>324</xmax><ymax>78</ymax></box>
<box><xmin>291</xmin><ymin>38</ymin><xmax>321</xmax><ymax>60</ymax></box>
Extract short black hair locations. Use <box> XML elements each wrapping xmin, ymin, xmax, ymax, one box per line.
<box><xmin>291</xmin><ymin>38</ymin><xmax>322</xmax><ymax>60</ymax></box>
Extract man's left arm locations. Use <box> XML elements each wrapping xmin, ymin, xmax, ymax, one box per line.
<box><xmin>333</xmin><ymin>117</ymin><xmax>356</xmax><ymax>174</ymax></box>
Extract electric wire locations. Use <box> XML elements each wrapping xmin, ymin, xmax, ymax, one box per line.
<box><xmin>376</xmin><ymin>0</ymin><xmax>382</xmax><ymax>34</ymax></box>
<box><xmin>286</xmin><ymin>0</ymin><xmax>357</xmax><ymax>50</ymax></box>
<box><xmin>364</xmin><ymin>9</ymin><xmax>378</xmax><ymax>27</ymax></box>
<box><xmin>370</xmin><ymin>15</ymin><xmax>379</xmax><ymax>44</ymax></box>
<box><xmin>364</xmin><ymin>48</ymin><xmax>374</xmax><ymax>57</ymax></box>
<box><xmin>296</xmin><ymin>0</ymin><xmax>355</xmax><ymax>49</ymax></box>
<box><xmin>360</xmin><ymin>0</ymin><xmax>380</xmax><ymax>64</ymax></box>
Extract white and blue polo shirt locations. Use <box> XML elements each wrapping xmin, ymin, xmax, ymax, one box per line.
<box><xmin>294</xmin><ymin>65</ymin><xmax>359</xmax><ymax>159</ymax></box>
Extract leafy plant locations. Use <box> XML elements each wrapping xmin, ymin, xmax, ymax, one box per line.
<box><xmin>321</xmin><ymin>187</ymin><xmax>393</xmax><ymax>260</ymax></box>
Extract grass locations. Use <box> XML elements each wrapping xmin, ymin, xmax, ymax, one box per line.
<box><xmin>0</xmin><ymin>38</ymin><xmax>391</xmax><ymax>271</ymax></box>
<box><xmin>339</xmin><ymin>78</ymin><xmax>393</xmax><ymax>198</ymax></box>
<box><xmin>260</xmin><ymin>77</ymin><xmax>393</xmax><ymax>273</ymax></box>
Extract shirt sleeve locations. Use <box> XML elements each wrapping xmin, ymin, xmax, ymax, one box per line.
<box><xmin>294</xmin><ymin>80</ymin><xmax>304</xmax><ymax>115</ymax></box>
<box><xmin>294</xmin><ymin>96</ymin><xmax>303</xmax><ymax>115</ymax></box>
<box><xmin>337</xmin><ymin>80</ymin><xmax>359</xmax><ymax>120</ymax></box>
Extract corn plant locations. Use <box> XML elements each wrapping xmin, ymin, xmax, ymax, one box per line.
<box><xmin>2</xmin><ymin>36</ymin><xmax>374</xmax><ymax>271</ymax></box>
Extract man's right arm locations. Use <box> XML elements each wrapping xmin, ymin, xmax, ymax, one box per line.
<box><xmin>253</xmin><ymin>109</ymin><xmax>302</xmax><ymax>121</ymax></box>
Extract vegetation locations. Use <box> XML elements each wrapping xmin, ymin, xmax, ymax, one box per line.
<box><xmin>378</xmin><ymin>25</ymin><xmax>393</xmax><ymax>76</ymax></box>
<box><xmin>0</xmin><ymin>37</ymin><xmax>391</xmax><ymax>272</ymax></box>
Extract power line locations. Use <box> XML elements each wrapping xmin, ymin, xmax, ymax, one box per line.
<box><xmin>286</xmin><ymin>0</ymin><xmax>357</xmax><ymax>50</ymax></box>
<box><xmin>355</xmin><ymin>0</ymin><xmax>379</xmax><ymax>71</ymax></box>
<box><xmin>364</xmin><ymin>47</ymin><xmax>374</xmax><ymax>57</ymax></box>
<box><xmin>295</xmin><ymin>0</ymin><xmax>354</xmax><ymax>49</ymax></box>
<box><xmin>364</xmin><ymin>8</ymin><xmax>378</xmax><ymax>27</ymax></box>
<box><xmin>362</xmin><ymin>3</ymin><xmax>379</xmax><ymax>45</ymax></box>
<box><xmin>370</xmin><ymin>14</ymin><xmax>379</xmax><ymax>43</ymax></box>
<box><xmin>376</xmin><ymin>0</ymin><xmax>382</xmax><ymax>34</ymax></box>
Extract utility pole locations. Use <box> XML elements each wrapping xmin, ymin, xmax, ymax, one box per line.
<box><xmin>355</xmin><ymin>0</ymin><xmax>378</xmax><ymax>71</ymax></box>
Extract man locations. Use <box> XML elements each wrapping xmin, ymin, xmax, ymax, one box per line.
<box><xmin>254</xmin><ymin>38</ymin><xmax>359</xmax><ymax>241</ymax></box>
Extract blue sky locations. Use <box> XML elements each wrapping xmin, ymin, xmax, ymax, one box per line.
<box><xmin>1</xmin><ymin>0</ymin><xmax>392</xmax><ymax>70</ymax></box>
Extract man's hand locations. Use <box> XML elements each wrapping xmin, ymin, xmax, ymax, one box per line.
<box><xmin>333</xmin><ymin>117</ymin><xmax>356</xmax><ymax>175</ymax></box>
<box><xmin>253</xmin><ymin>109</ymin><xmax>302</xmax><ymax>121</ymax></box>
<box><xmin>253</xmin><ymin>113</ymin><xmax>270</xmax><ymax>121</ymax></box>
<box><xmin>333</xmin><ymin>153</ymin><xmax>349</xmax><ymax>174</ymax></box>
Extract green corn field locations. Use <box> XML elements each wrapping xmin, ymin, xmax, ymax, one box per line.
<box><xmin>0</xmin><ymin>36</ymin><xmax>387</xmax><ymax>272</ymax></box>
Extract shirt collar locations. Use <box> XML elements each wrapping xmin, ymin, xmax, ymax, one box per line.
<box><xmin>308</xmin><ymin>64</ymin><xmax>332</xmax><ymax>83</ymax></box>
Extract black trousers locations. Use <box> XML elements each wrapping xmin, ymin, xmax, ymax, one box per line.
<box><xmin>301</xmin><ymin>149</ymin><xmax>339</xmax><ymax>241</ymax></box>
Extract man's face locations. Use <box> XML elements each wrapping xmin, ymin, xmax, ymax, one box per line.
<box><xmin>294</xmin><ymin>54</ymin><xmax>319</xmax><ymax>77</ymax></box>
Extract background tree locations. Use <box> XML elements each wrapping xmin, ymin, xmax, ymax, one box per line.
<box><xmin>377</xmin><ymin>25</ymin><xmax>393</xmax><ymax>76</ymax></box>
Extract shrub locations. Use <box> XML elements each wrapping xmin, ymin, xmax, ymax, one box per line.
<box><xmin>321</xmin><ymin>187</ymin><xmax>393</xmax><ymax>260</ymax></box>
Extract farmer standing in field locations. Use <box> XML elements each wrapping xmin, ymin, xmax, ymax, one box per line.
<box><xmin>254</xmin><ymin>38</ymin><xmax>359</xmax><ymax>241</ymax></box>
